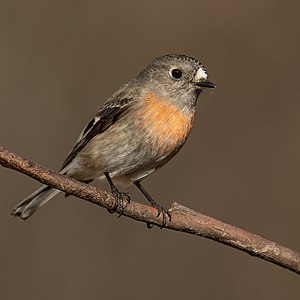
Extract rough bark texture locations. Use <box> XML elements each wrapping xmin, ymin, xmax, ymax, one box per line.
<box><xmin>0</xmin><ymin>146</ymin><xmax>299</xmax><ymax>274</ymax></box>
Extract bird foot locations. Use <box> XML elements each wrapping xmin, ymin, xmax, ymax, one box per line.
<box><xmin>107</xmin><ymin>187</ymin><xmax>130</xmax><ymax>217</ymax></box>
<box><xmin>148</xmin><ymin>203</ymin><xmax>172</xmax><ymax>228</ymax></box>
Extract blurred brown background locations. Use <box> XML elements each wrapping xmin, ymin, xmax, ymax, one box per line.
<box><xmin>1</xmin><ymin>1</ymin><xmax>299</xmax><ymax>299</ymax></box>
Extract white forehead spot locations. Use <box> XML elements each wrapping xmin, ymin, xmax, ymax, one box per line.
<box><xmin>194</xmin><ymin>67</ymin><xmax>208</xmax><ymax>81</ymax></box>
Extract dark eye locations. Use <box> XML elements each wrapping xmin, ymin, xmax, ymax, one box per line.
<box><xmin>170</xmin><ymin>68</ymin><xmax>183</xmax><ymax>79</ymax></box>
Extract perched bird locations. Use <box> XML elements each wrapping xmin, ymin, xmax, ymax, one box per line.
<box><xmin>12</xmin><ymin>54</ymin><xmax>215</xmax><ymax>226</ymax></box>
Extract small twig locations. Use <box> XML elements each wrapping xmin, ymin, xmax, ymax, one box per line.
<box><xmin>0</xmin><ymin>146</ymin><xmax>299</xmax><ymax>275</ymax></box>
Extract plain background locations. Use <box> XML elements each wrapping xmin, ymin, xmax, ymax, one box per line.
<box><xmin>1</xmin><ymin>1</ymin><xmax>299</xmax><ymax>299</ymax></box>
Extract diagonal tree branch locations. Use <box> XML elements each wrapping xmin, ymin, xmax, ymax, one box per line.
<box><xmin>0</xmin><ymin>146</ymin><xmax>299</xmax><ymax>275</ymax></box>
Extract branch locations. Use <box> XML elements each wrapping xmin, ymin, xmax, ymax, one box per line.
<box><xmin>0</xmin><ymin>146</ymin><xmax>299</xmax><ymax>275</ymax></box>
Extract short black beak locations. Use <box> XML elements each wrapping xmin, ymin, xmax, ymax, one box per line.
<box><xmin>196</xmin><ymin>81</ymin><xmax>216</xmax><ymax>89</ymax></box>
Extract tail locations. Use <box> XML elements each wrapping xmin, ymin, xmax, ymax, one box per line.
<box><xmin>11</xmin><ymin>185</ymin><xmax>61</xmax><ymax>220</ymax></box>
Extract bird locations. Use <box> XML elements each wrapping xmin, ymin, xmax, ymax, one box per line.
<box><xmin>11</xmin><ymin>54</ymin><xmax>215</xmax><ymax>226</ymax></box>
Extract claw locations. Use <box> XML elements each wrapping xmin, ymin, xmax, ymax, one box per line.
<box><xmin>134</xmin><ymin>181</ymin><xmax>172</xmax><ymax>229</ymax></box>
<box><xmin>146</xmin><ymin>222</ymin><xmax>154</xmax><ymax>229</ymax></box>
<box><xmin>104</xmin><ymin>172</ymin><xmax>130</xmax><ymax>216</ymax></box>
<box><xmin>152</xmin><ymin>203</ymin><xmax>172</xmax><ymax>228</ymax></box>
<box><xmin>107</xmin><ymin>188</ymin><xmax>130</xmax><ymax>216</ymax></box>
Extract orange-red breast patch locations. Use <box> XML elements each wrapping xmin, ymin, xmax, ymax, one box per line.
<box><xmin>138</xmin><ymin>93</ymin><xmax>195</xmax><ymax>153</ymax></box>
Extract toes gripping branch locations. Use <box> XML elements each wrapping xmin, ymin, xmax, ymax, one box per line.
<box><xmin>104</xmin><ymin>172</ymin><xmax>130</xmax><ymax>215</ymax></box>
<box><xmin>104</xmin><ymin>173</ymin><xmax>171</xmax><ymax>227</ymax></box>
<box><xmin>134</xmin><ymin>181</ymin><xmax>171</xmax><ymax>228</ymax></box>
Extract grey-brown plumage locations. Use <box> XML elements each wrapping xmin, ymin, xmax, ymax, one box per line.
<box><xmin>12</xmin><ymin>54</ymin><xmax>215</xmax><ymax>224</ymax></box>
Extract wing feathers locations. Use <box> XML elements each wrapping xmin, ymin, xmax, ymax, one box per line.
<box><xmin>61</xmin><ymin>100</ymin><xmax>131</xmax><ymax>170</ymax></box>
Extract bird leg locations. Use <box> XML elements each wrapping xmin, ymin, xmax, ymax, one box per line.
<box><xmin>134</xmin><ymin>181</ymin><xmax>171</xmax><ymax>228</ymax></box>
<box><xmin>104</xmin><ymin>172</ymin><xmax>130</xmax><ymax>216</ymax></box>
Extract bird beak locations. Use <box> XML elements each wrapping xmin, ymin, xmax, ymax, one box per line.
<box><xmin>193</xmin><ymin>67</ymin><xmax>216</xmax><ymax>89</ymax></box>
<box><xmin>195</xmin><ymin>80</ymin><xmax>216</xmax><ymax>89</ymax></box>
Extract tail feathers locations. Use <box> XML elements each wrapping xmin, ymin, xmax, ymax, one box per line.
<box><xmin>11</xmin><ymin>186</ymin><xmax>60</xmax><ymax>220</ymax></box>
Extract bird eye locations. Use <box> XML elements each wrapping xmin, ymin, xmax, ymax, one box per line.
<box><xmin>170</xmin><ymin>68</ymin><xmax>183</xmax><ymax>79</ymax></box>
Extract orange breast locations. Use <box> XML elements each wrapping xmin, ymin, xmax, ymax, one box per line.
<box><xmin>138</xmin><ymin>93</ymin><xmax>195</xmax><ymax>153</ymax></box>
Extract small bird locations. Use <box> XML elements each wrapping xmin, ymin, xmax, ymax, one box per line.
<box><xmin>12</xmin><ymin>54</ymin><xmax>215</xmax><ymax>226</ymax></box>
